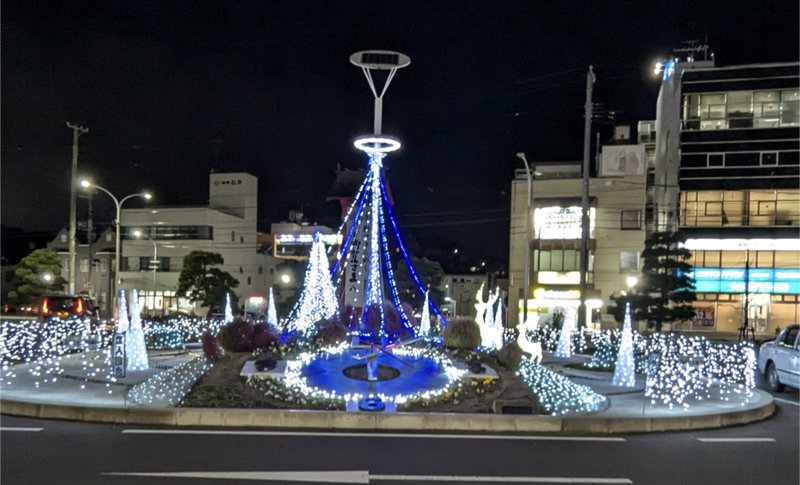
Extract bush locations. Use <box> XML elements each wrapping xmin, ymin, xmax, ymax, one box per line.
<box><xmin>201</xmin><ymin>331</ymin><xmax>222</xmax><ymax>361</ymax></box>
<box><xmin>251</xmin><ymin>322</ymin><xmax>278</xmax><ymax>349</ymax></box>
<box><xmin>218</xmin><ymin>319</ymin><xmax>254</xmax><ymax>352</ymax></box>
<box><xmin>443</xmin><ymin>317</ymin><xmax>481</xmax><ymax>350</ymax></box>
<box><xmin>315</xmin><ymin>317</ymin><xmax>348</xmax><ymax>344</ymax></box>
<box><xmin>340</xmin><ymin>304</ymin><xmax>359</xmax><ymax>331</ymax></box>
<box><xmin>497</xmin><ymin>342</ymin><xmax>523</xmax><ymax>369</ymax></box>
<box><xmin>363</xmin><ymin>304</ymin><xmax>382</xmax><ymax>336</ymax></box>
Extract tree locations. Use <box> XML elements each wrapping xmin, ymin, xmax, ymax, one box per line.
<box><xmin>7</xmin><ymin>249</ymin><xmax>67</xmax><ymax>305</ymax></box>
<box><xmin>636</xmin><ymin>231</ymin><xmax>696</xmax><ymax>332</ymax></box>
<box><xmin>176</xmin><ymin>250</ymin><xmax>239</xmax><ymax>314</ymax></box>
<box><xmin>393</xmin><ymin>256</ymin><xmax>445</xmax><ymax>307</ymax></box>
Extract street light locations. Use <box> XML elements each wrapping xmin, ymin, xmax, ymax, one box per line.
<box><xmin>41</xmin><ymin>273</ymin><xmax>53</xmax><ymax>282</ymax></box>
<box><xmin>281</xmin><ymin>274</ymin><xmax>291</xmax><ymax>284</ymax></box>
<box><xmin>80</xmin><ymin>180</ymin><xmax>152</xmax><ymax>314</ymax></box>
<box><xmin>516</xmin><ymin>152</ymin><xmax>533</xmax><ymax>326</ymax></box>
<box><xmin>627</xmin><ymin>276</ymin><xmax>638</xmax><ymax>288</ymax></box>
<box><xmin>133</xmin><ymin>230</ymin><xmax>159</xmax><ymax>316</ymax></box>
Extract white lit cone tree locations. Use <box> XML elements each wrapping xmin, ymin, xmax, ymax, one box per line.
<box><xmin>612</xmin><ymin>303</ymin><xmax>636</xmax><ymax>387</ymax></box>
<box><xmin>224</xmin><ymin>292</ymin><xmax>234</xmax><ymax>324</ymax></box>
<box><xmin>419</xmin><ymin>290</ymin><xmax>431</xmax><ymax>336</ymax></box>
<box><xmin>554</xmin><ymin>308</ymin><xmax>574</xmax><ymax>358</ymax></box>
<box><xmin>117</xmin><ymin>289</ymin><xmax>130</xmax><ymax>333</ymax></box>
<box><xmin>285</xmin><ymin>232</ymin><xmax>338</xmax><ymax>336</ymax></box>
<box><xmin>267</xmin><ymin>287</ymin><xmax>278</xmax><ymax>328</ymax></box>
<box><xmin>126</xmin><ymin>289</ymin><xmax>149</xmax><ymax>371</ymax></box>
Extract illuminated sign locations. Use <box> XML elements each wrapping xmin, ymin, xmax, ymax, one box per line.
<box><xmin>537</xmin><ymin>271</ymin><xmax>581</xmax><ymax>285</ymax></box>
<box><xmin>663</xmin><ymin>60</ymin><xmax>675</xmax><ymax>81</ymax></box>
<box><xmin>276</xmin><ymin>234</ymin><xmax>342</xmax><ymax>245</ymax></box>
<box><xmin>534</xmin><ymin>206</ymin><xmax>595</xmax><ymax>240</ymax></box>
<box><xmin>690</xmin><ymin>268</ymin><xmax>800</xmax><ymax>295</ymax></box>
<box><xmin>683</xmin><ymin>239</ymin><xmax>800</xmax><ymax>251</ymax></box>
<box><xmin>533</xmin><ymin>288</ymin><xmax>581</xmax><ymax>300</ymax></box>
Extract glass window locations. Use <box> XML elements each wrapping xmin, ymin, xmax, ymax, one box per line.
<box><xmin>724</xmin><ymin>153</ymin><xmax>760</xmax><ymax>167</ymax></box>
<box><xmin>682</xmin><ymin>154</ymin><xmax>707</xmax><ymax>168</ymax></box>
<box><xmin>247</xmin><ymin>276</ymin><xmax>252</xmax><ymax>285</ymax></box>
<box><xmin>780</xmin><ymin>327</ymin><xmax>799</xmax><ymax>348</ymax></box>
<box><xmin>80</xmin><ymin>259</ymin><xmax>89</xmax><ymax>272</ymax></box>
<box><xmin>621</xmin><ymin>210</ymin><xmax>641</xmax><ymax>230</ymax></box>
<box><xmin>563</xmin><ymin>250</ymin><xmax>579</xmax><ymax>271</ymax></box>
<box><xmin>619</xmin><ymin>251</ymin><xmax>639</xmax><ymax>273</ymax></box>
<box><xmin>761</xmin><ymin>152</ymin><xmax>778</xmax><ymax>165</ymax></box>
<box><xmin>720</xmin><ymin>251</ymin><xmax>746</xmax><ymax>268</ymax></box>
<box><xmin>779</xmin><ymin>152</ymin><xmax>799</xmax><ymax>166</ymax></box>
<box><xmin>704</xmin><ymin>251</ymin><xmax>721</xmax><ymax>268</ymax></box>
<box><xmin>100</xmin><ymin>259</ymin><xmax>108</xmax><ymax>272</ymax></box>
<box><xmin>551</xmin><ymin>250</ymin><xmax>564</xmax><ymax>271</ymax></box>
<box><xmin>727</xmin><ymin>91</ymin><xmax>753</xmax><ymax>128</ymax></box>
<box><xmin>780</xmin><ymin>90</ymin><xmax>800</xmax><ymax>127</ymax></box>
<box><xmin>708</xmin><ymin>154</ymin><xmax>724</xmax><ymax>166</ymax></box>
<box><xmin>539</xmin><ymin>250</ymin><xmax>551</xmax><ymax>271</ymax></box>
<box><xmin>60</xmin><ymin>234</ymin><xmax>67</xmax><ymax>242</ymax></box>
<box><xmin>756</xmin><ymin>251</ymin><xmax>773</xmax><ymax>268</ymax></box>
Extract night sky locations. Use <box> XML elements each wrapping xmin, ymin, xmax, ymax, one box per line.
<box><xmin>2</xmin><ymin>1</ymin><xmax>798</xmax><ymax>265</ymax></box>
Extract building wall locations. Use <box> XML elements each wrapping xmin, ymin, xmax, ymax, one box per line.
<box><xmin>439</xmin><ymin>274</ymin><xmax>488</xmax><ymax>320</ymax></box>
<box><xmin>508</xmin><ymin>164</ymin><xmax>648</xmax><ymax>328</ymax></box>
<box><xmin>49</xmin><ymin>228</ymin><xmax>116</xmax><ymax>316</ymax></box>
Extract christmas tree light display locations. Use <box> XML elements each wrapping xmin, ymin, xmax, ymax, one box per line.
<box><xmin>612</xmin><ymin>303</ymin><xmax>636</xmax><ymax>387</ymax></box>
<box><xmin>419</xmin><ymin>290</ymin><xmax>431</xmax><ymax>336</ymax></box>
<box><xmin>494</xmin><ymin>297</ymin><xmax>504</xmax><ymax>334</ymax></box>
<box><xmin>267</xmin><ymin>287</ymin><xmax>277</xmax><ymax>328</ymax></box>
<box><xmin>117</xmin><ymin>289</ymin><xmax>129</xmax><ymax>333</ymax></box>
<box><xmin>554</xmin><ymin>308</ymin><xmax>575</xmax><ymax>358</ymax></box>
<box><xmin>285</xmin><ymin>232</ymin><xmax>339</xmax><ymax>336</ymax></box>
<box><xmin>224</xmin><ymin>293</ymin><xmax>233</xmax><ymax>324</ymax></box>
<box><xmin>126</xmin><ymin>289</ymin><xmax>149</xmax><ymax>371</ymax></box>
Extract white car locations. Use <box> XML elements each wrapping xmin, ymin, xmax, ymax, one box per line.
<box><xmin>758</xmin><ymin>324</ymin><xmax>800</xmax><ymax>392</ymax></box>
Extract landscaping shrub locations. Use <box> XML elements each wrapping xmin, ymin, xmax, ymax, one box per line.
<box><xmin>201</xmin><ymin>331</ymin><xmax>222</xmax><ymax>361</ymax></box>
<box><xmin>251</xmin><ymin>322</ymin><xmax>278</xmax><ymax>349</ymax></box>
<box><xmin>340</xmin><ymin>304</ymin><xmax>359</xmax><ymax>331</ymax></box>
<box><xmin>497</xmin><ymin>342</ymin><xmax>523</xmax><ymax>369</ymax></box>
<box><xmin>218</xmin><ymin>319</ymin><xmax>255</xmax><ymax>352</ymax></box>
<box><xmin>443</xmin><ymin>317</ymin><xmax>481</xmax><ymax>350</ymax></box>
<box><xmin>363</xmin><ymin>304</ymin><xmax>382</xmax><ymax>336</ymax></box>
<box><xmin>401</xmin><ymin>302</ymin><xmax>418</xmax><ymax>329</ymax></box>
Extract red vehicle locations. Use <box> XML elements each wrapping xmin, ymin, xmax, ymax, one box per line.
<box><xmin>38</xmin><ymin>296</ymin><xmax>98</xmax><ymax>323</ymax></box>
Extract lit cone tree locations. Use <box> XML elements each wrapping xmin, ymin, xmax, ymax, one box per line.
<box><xmin>126</xmin><ymin>289</ymin><xmax>149</xmax><ymax>371</ymax></box>
<box><xmin>285</xmin><ymin>232</ymin><xmax>338</xmax><ymax>336</ymax></box>
<box><xmin>419</xmin><ymin>290</ymin><xmax>431</xmax><ymax>336</ymax></box>
<box><xmin>117</xmin><ymin>289</ymin><xmax>129</xmax><ymax>333</ymax></box>
<box><xmin>612</xmin><ymin>303</ymin><xmax>636</xmax><ymax>387</ymax></box>
<box><xmin>224</xmin><ymin>292</ymin><xmax>234</xmax><ymax>323</ymax></box>
<box><xmin>555</xmin><ymin>308</ymin><xmax>574</xmax><ymax>358</ymax></box>
<box><xmin>267</xmin><ymin>287</ymin><xmax>278</xmax><ymax>328</ymax></box>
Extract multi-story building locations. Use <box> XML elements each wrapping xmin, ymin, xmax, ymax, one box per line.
<box><xmin>439</xmin><ymin>273</ymin><xmax>488</xmax><ymax>320</ymax></box>
<box><xmin>119</xmin><ymin>172</ymin><xmax>283</xmax><ymax>315</ymax></box>
<box><xmin>47</xmin><ymin>227</ymin><xmax>117</xmax><ymax>316</ymax></box>
<box><xmin>508</xmin><ymin>138</ymin><xmax>651</xmax><ymax>329</ymax></box>
<box><xmin>652</xmin><ymin>61</ymin><xmax>800</xmax><ymax>334</ymax></box>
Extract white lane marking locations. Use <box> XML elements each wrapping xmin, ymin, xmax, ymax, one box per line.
<box><xmin>121</xmin><ymin>429</ymin><xmax>625</xmax><ymax>442</ymax></box>
<box><xmin>103</xmin><ymin>471</ymin><xmax>368</xmax><ymax>483</ymax></box>
<box><xmin>0</xmin><ymin>427</ymin><xmax>43</xmax><ymax>432</ymax></box>
<box><xmin>102</xmin><ymin>471</ymin><xmax>632</xmax><ymax>483</ymax></box>
<box><xmin>697</xmin><ymin>438</ymin><xmax>775</xmax><ymax>442</ymax></box>
<box><xmin>773</xmin><ymin>397</ymin><xmax>800</xmax><ymax>406</ymax></box>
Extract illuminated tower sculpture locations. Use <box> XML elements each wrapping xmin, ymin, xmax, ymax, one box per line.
<box><xmin>329</xmin><ymin>50</ymin><xmax>446</xmax><ymax>341</ymax></box>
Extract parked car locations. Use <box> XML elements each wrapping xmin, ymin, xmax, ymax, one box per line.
<box><xmin>758</xmin><ymin>324</ymin><xmax>800</xmax><ymax>392</ymax></box>
<box><xmin>38</xmin><ymin>296</ymin><xmax>98</xmax><ymax>324</ymax></box>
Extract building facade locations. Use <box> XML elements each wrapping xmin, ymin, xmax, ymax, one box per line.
<box><xmin>667</xmin><ymin>62</ymin><xmax>800</xmax><ymax>333</ymax></box>
<box><xmin>118</xmin><ymin>172</ymin><xmax>283</xmax><ymax>315</ymax></box>
<box><xmin>508</xmin><ymin>149</ymin><xmax>651</xmax><ymax>329</ymax></box>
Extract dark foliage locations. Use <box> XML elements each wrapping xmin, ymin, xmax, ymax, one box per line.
<box><xmin>401</xmin><ymin>302</ymin><xmax>419</xmax><ymax>329</ymax></box>
<box><xmin>443</xmin><ymin>317</ymin><xmax>481</xmax><ymax>350</ymax></box>
<box><xmin>251</xmin><ymin>322</ymin><xmax>278</xmax><ymax>349</ymax></box>
<box><xmin>497</xmin><ymin>342</ymin><xmax>523</xmax><ymax>369</ymax></box>
<box><xmin>315</xmin><ymin>317</ymin><xmax>348</xmax><ymax>344</ymax></box>
<box><xmin>218</xmin><ymin>319</ymin><xmax>255</xmax><ymax>352</ymax></box>
<box><xmin>201</xmin><ymin>331</ymin><xmax>222</xmax><ymax>361</ymax></box>
<box><xmin>363</xmin><ymin>304</ymin><xmax>382</xmax><ymax>336</ymax></box>
<box><xmin>339</xmin><ymin>304</ymin><xmax>359</xmax><ymax>331</ymax></box>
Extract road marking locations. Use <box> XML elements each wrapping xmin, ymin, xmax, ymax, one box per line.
<box><xmin>103</xmin><ymin>471</ymin><xmax>632</xmax><ymax>483</ymax></box>
<box><xmin>121</xmin><ymin>429</ymin><xmax>625</xmax><ymax>442</ymax></box>
<box><xmin>697</xmin><ymin>438</ymin><xmax>775</xmax><ymax>442</ymax></box>
<box><xmin>773</xmin><ymin>397</ymin><xmax>800</xmax><ymax>406</ymax></box>
<box><xmin>0</xmin><ymin>427</ymin><xmax>43</xmax><ymax>432</ymax></box>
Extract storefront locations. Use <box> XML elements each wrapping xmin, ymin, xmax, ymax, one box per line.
<box><xmin>137</xmin><ymin>290</ymin><xmax>195</xmax><ymax>317</ymax></box>
<box><xmin>517</xmin><ymin>287</ymin><xmax>603</xmax><ymax>329</ymax></box>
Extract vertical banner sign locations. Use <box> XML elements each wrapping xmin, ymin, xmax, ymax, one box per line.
<box><xmin>113</xmin><ymin>333</ymin><xmax>127</xmax><ymax>378</ymax></box>
<box><xmin>344</xmin><ymin>218</ymin><xmax>369</xmax><ymax>312</ymax></box>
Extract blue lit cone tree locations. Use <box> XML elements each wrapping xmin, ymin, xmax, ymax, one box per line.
<box><xmin>126</xmin><ymin>289</ymin><xmax>149</xmax><ymax>371</ymax></box>
<box><xmin>419</xmin><ymin>290</ymin><xmax>431</xmax><ymax>336</ymax></box>
<box><xmin>284</xmin><ymin>232</ymin><xmax>338</xmax><ymax>336</ymax></box>
<box><xmin>612</xmin><ymin>303</ymin><xmax>636</xmax><ymax>387</ymax></box>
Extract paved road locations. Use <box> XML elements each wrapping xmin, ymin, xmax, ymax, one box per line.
<box><xmin>2</xmin><ymin>368</ymin><xmax>798</xmax><ymax>485</ymax></box>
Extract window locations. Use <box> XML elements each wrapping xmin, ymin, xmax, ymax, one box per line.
<box><xmin>99</xmin><ymin>291</ymin><xmax>107</xmax><ymax>310</ymax></box>
<box><xmin>761</xmin><ymin>152</ymin><xmax>778</xmax><ymax>165</ymax></box>
<box><xmin>231</xmin><ymin>231</ymin><xmax>235</xmax><ymax>242</ymax></box>
<box><xmin>269</xmin><ymin>268</ymin><xmax>274</xmax><ymax>275</ymax></box>
<box><xmin>536</xmin><ymin>250</ymin><xmax>581</xmax><ymax>272</ymax></box>
<box><xmin>724</xmin><ymin>153</ymin><xmax>759</xmax><ymax>167</ymax></box>
<box><xmin>780</xmin><ymin>327</ymin><xmax>799</xmax><ymax>348</ymax></box>
<box><xmin>699</xmin><ymin>94</ymin><xmax>726</xmax><ymax>130</ymax></box>
<box><xmin>620</xmin><ymin>210</ymin><xmax>642</xmax><ymax>230</ymax></box>
<box><xmin>780</xmin><ymin>90</ymin><xmax>799</xmax><ymax>127</ymax></box>
<box><xmin>80</xmin><ymin>259</ymin><xmax>89</xmax><ymax>272</ymax></box>
<box><xmin>240</xmin><ymin>236</ymin><xmax>244</xmax><ymax>243</ymax></box>
<box><xmin>755</xmin><ymin>251</ymin><xmax>773</xmax><ymax>268</ymax></box>
<box><xmin>708</xmin><ymin>154</ymin><xmax>724</xmax><ymax>167</ymax></box>
<box><xmin>619</xmin><ymin>251</ymin><xmax>640</xmax><ymax>273</ymax></box>
<box><xmin>60</xmin><ymin>234</ymin><xmax>67</xmax><ymax>243</ymax></box>
<box><xmin>726</xmin><ymin>91</ymin><xmax>753</xmax><ymax>128</ymax></box>
<box><xmin>258</xmin><ymin>266</ymin><xmax>263</xmax><ymax>275</ymax></box>
<box><xmin>100</xmin><ymin>259</ymin><xmax>109</xmax><ymax>272</ymax></box>
<box><xmin>247</xmin><ymin>276</ymin><xmax>252</xmax><ymax>285</ymax></box>
<box><xmin>105</xmin><ymin>233</ymin><xmax>112</xmax><ymax>242</ymax></box>
<box><xmin>779</xmin><ymin>151</ymin><xmax>799</xmax><ymax>166</ymax></box>
<box><xmin>239</xmin><ymin>267</ymin><xmax>243</xmax><ymax>274</ymax></box>
<box><xmin>682</xmin><ymin>154</ymin><xmax>707</xmax><ymax>168</ymax></box>
<box><xmin>138</xmin><ymin>257</ymin><xmax>169</xmax><ymax>272</ymax></box>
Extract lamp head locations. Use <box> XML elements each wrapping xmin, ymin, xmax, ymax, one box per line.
<box><xmin>132</xmin><ymin>230</ymin><xmax>142</xmax><ymax>238</ymax></box>
<box><xmin>281</xmin><ymin>274</ymin><xmax>291</xmax><ymax>284</ymax></box>
<box><xmin>80</xmin><ymin>180</ymin><xmax>91</xmax><ymax>188</ymax></box>
<box><xmin>627</xmin><ymin>276</ymin><xmax>638</xmax><ymax>288</ymax></box>
<box><xmin>516</xmin><ymin>152</ymin><xmax>527</xmax><ymax>161</ymax></box>
<box><xmin>142</xmin><ymin>193</ymin><xmax>152</xmax><ymax>200</ymax></box>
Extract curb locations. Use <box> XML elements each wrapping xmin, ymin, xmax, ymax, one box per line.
<box><xmin>0</xmin><ymin>393</ymin><xmax>775</xmax><ymax>434</ymax></box>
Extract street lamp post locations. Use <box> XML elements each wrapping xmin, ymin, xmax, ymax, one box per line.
<box><xmin>80</xmin><ymin>180</ymin><xmax>151</xmax><ymax>315</ymax></box>
<box><xmin>133</xmin><ymin>230</ymin><xmax>158</xmax><ymax>317</ymax></box>
<box><xmin>515</xmin><ymin>153</ymin><xmax>533</xmax><ymax>327</ymax></box>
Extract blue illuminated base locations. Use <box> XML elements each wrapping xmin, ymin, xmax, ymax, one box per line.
<box><xmin>359</xmin><ymin>396</ymin><xmax>386</xmax><ymax>412</ymax></box>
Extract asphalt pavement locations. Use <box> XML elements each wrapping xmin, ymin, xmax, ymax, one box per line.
<box><xmin>2</xmin><ymin>376</ymin><xmax>797</xmax><ymax>485</ymax></box>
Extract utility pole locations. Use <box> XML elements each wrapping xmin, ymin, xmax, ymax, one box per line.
<box><xmin>741</xmin><ymin>247</ymin><xmax>752</xmax><ymax>342</ymax></box>
<box><xmin>86</xmin><ymin>192</ymin><xmax>94</xmax><ymax>300</ymax></box>
<box><xmin>578</xmin><ymin>67</ymin><xmax>595</xmax><ymax>328</ymax></box>
<box><xmin>66</xmin><ymin>122</ymin><xmax>89</xmax><ymax>296</ymax></box>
